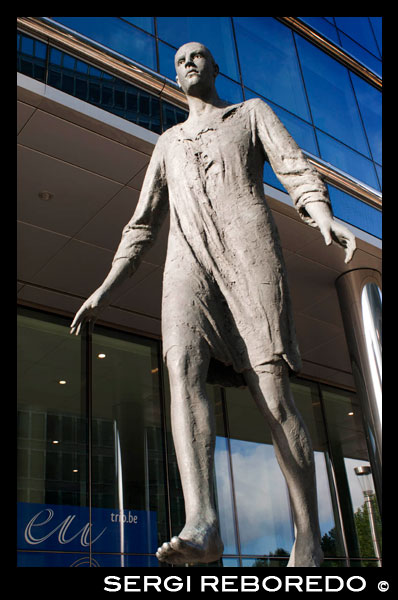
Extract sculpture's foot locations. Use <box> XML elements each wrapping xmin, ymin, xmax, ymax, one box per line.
<box><xmin>156</xmin><ymin>521</ymin><xmax>224</xmax><ymax>565</ymax></box>
<box><xmin>287</xmin><ymin>537</ymin><xmax>324</xmax><ymax>567</ymax></box>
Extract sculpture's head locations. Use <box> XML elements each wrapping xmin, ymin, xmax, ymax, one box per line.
<box><xmin>174</xmin><ymin>42</ymin><xmax>219</xmax><ymax>96</ymax></box>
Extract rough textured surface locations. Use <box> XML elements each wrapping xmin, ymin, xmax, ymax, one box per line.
<box><xmin>72</xmin><ymin>42</ymin><xmax>355</xmax><ymax>567</ymax></box>
<box><xmin>113</xmin><ymin>98</ymin><xmax>330</xmax><ymax>378</ymax></box>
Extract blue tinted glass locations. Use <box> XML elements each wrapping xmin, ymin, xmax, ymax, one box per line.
<box><xmin>21</xmin><ymin>35</ymin><xmax>34</xmax><ymax>55</ymax></box>
<box><xmin>156</xmin><ymin>17</ymin><xmax>239</xmax><ymax>81</ymax></box>
<box><xmin>339</xmin><ymin>33</ymin><xmax>382</xmax><ymax>78</ymax></box>
<box><xmin>49</xmin><ymin>47</ymin><xmax>62</xmax><ymax>65</ymax></box>
<box><xmin>62</xmin><ymin>54</ymin><xmax>76</xmax><ymax>70</ymax></box>
<box><xmin>369</xmin><ymin>17</ymin><xmax>382</xmax><ymax>56</ymax></box>
<box><xmin>327</xmin><ymin>185</ymin><xmax>381</xmax><ymax>239</ymax></box>
<box><xmin>263</xmin><ymin>161</ymin><xmax>286</xmax><ymax>193</ymax></box>
<box><xmin>350</xmin><ymin>73</ymin><xmax>382</xmax><ymax>165</ymax></box>
<box><xmin>234</xmin><ymin>17</ymin><xmax>310</xmax><ymax>121</ymax></box>
<box><xmin>34</xmin><ymin>40</ymin><xmax>47</xmax><ymax>60</ymax></box>
<box><xmin>217</xmin><ymin>75</ymin><xmax>243</xmax><ymax>104</ymax></box>
<box><xmin>121</xmin><ymin>17</ymin><xmax>154</xmax><ymax>34</ymax></box>
<box><xmin>50</xmin><ymin>17</ymin><xmax>157</xmax><ymax>71</ymax></box>
<box><xmin>317</xmin><ymin>131</ymin><xmax>380</xmax><ymax>191</ymax></box>
<box><xmin>158</xmin><ymin>40</ymin><xmax>178</xmax><ymax>81</ymax></box>
<box><xmin>298</xmin><ymin>17</ymin><xmax>340</xmax><ymax>44</ymax></box>
<box><xmin>334</xmin><ymin>17</ymin><xmax>379</xmax><ymax>57</ymax></box>
<box><xmin>246</xmin><ymin>89</ymin><xmax>319</xmax><ymax>156</ymax></box>
<box><xmin>76</xmin><ymin>60</ymin><xmax>89</xmax><ymax>74</ymax></box>
<box><xmin>295</xmin><ymin>34</ymin><xmax>369</xmax><ymax>156</ymax></box>
<box><xmin>375</xmin><ymin>164</ymin><xmax>382</xmax><ymax>190</ymax></box>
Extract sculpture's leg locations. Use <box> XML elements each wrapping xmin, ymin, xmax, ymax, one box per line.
<box><xmin>244</xmin><ymin>361</ymin><xmax>324</xmax><ymax>567</ymax></box>
<box><xmin>156</xmin><ymin>342</ymin><xmax>224</xmax><ymax>565</ymax></box>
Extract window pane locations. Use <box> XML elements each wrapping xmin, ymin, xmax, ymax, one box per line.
<box><xmin>234</xmin><ymin>17</ymin><xmax>310</xmax><ymax>121</ymax></box>
<box><xmin>295</xmin><ymin>34</ymin><xmax>370</xmax><ymax>156</ymax></box>
<box><xmin>327</xmin><ymin>185</ymin><xmax>382</xmax><ymax>239</ymax></box>
<box><xmin>334</xmin><ymin>17</ymin><xmax>379</xmax><ymax>57</ymax></box>
<box><xmin>225</xmin><ymin>386</ymin><xmax>294</xmax><ymax>557</ymax></box>
<box><xmin>290</xmin><ymin>378</ymin><xmax>345</xmax><ymax>558</ymax></box>
<box><xmin>50</xmin><ymin>17</ymin><xmax>157</xmax><ymax>71</ymax></box>
<box><xmin>121</xmin><ymin>17</ymin><xmax>155</xmax><ymax>34</ymax></box>
<box><xmin>298</xmin><ymin>17</ymin><xmax>340</xmax><ymax>44</ymax></box>
<box><xmin>320</xmin><ymin>385</ymin><xmax>382</xmax><ymax>560</ymax></box>
<box><xmin>350</xmin><ymin>73</ymin><xmax>382</xmax><ymax>165</ymax></box>
<box><xmin>316</xmin><ymin>130</ymin><xmax>380</xmax><ymax>191</ymax></box>
<box><xmin>156</xmin><ymin>17</ymin><xmax>240</xmax><ymax>81</ymax></box>
<box><xmin>246</xmin><ymin>89</ymin><xmax>319</xmax><ymax>156</ymax></box>
<box><xmin>91</xmin><ymin>325</ymin><xmax>166</xmax><ymax>555</ymax></box>
<box><xmin>17</xmin><ymin>307</ymin><xmax>87</xmax><ymax>561</ymax></box>
<box><xmin>339</xmin><ymin>33</ymin><xmax>382</xmax><ymax>78</ymax></box>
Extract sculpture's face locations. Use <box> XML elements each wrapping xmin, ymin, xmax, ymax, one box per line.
<box><xmin>174</xmin><ymin>42</ymin><xmax>218</xmax><ymax>95</ymax></box>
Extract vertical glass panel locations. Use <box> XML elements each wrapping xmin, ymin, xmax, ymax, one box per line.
<box><xmin>245</xmin><ymin>88</ymin><xmax>319</xmax><ymax>156</ymax></box>
<box><xmin>320</xmin><ymin>385</ymin><xmax>382</xmax><ymax>561</ymax></box>
<box><xmin>234</xmin><ymin>17</ymin><xmax>310</xmax><ymax>121</ymax></box>
<box><xmin>339</xmin><ymin>33</ymin><xmax>382</xmax><ymax>78</ymax></box>
<box><xmin>327</xmin><ymin>185</ymin><xmax>382</xmax><ymax>240</ymax></box>
<box><xmin>156</xmin><ymin>17</ymin><xmax>239</xmax><ymax>81</ymax></box>
<box><xmin>297</xmin><ymin>17</ymin><xmax>340</xmax><ymax>44</ymax></box>
<box><xmin>158</xmin><ymin>40</ymin><xmax>179</xmax><ymax>82</ymax></box>
<box><xmin>50</xmin><ymin>17</ymin><xmax>157</xmax><ymax>71</ymax></box>
<box><xmin>162</xmin><ymin>369</ymin><xmax>237</xmax><ymax>556</ymax></box>
<box><xmin>334</xmin><ymin>17</ymin><xmax>380</xmax><ymax>57</ymax></box>
<box><xmin>361</xmin><ymin>283</ymin><xmax>382</xmax><ymax>428</ymax></box>
<box><xmin>121</xmin><ymin>17</ymin><xmax>155</xmax><ymax>34</ymax></box>
<box><xmin>225</xmin><ymin>387</ymin><xmax>294</xmax><ymax>557</ymax></box>
<box><xmin>316</xmin><ymin>130</ymin><xmax>380</xmax><ymax>190</ymax></box>
<box><xmin>350</xmin><ymin>73</ymin><xmax>382</xmax><ymax>165</ymax></box>
<box><xmin>91</xmin><ymin>325</ymin><xmax>166</xmax><ymax>556</ymax></box>
<box><xmin>290</xmin><ymin>379</ymin><xmax>345</xmax><ymax>557</ymax></box>
<box><xmin>295</xmin><ymin>34</ymin><xmax>370</xmax><ymax>156</ymax></box>
<box><xmin>216</xmin><ymin>75</ymin><xmax>244</xmax><ymax>104</ymax></box>
<box><xmin>17</xmin><ymin>307</ymin><xmax>86</xmax><ymax>563</ymax></box>
<box><xmin>369</xmin><ymin>17</ymin><xmax>382</xmax><ymax>56</ymax></box>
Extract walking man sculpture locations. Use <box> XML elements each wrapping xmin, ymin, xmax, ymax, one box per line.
<box><xmin>71</xmin><ymin>43</ymin><xmax>356</xmax><ymax>567</ymax></box>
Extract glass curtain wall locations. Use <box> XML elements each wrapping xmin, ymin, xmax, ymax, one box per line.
<box><xmin>17</xmin><ymin>306</ymin><xmax>381</xmax><ymax>567</ymax></box>
<box><xmin>18</xmin><ymin>17</ymin><xmax>382</xmax><ymax>239</ymax></box>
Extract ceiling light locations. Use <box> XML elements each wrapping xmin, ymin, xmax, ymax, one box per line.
<box><xmin>52</xmin><ymin>440</ymin><xmax>59</xmax><ymax>444</ymax></box>
<box><xmin>58</xmin><ymin>380</ymin><xmax>67</xmax><ymax>385</ymax></box>
<box><xmin>72</xmin><ymin>469</ymin><xmax>79</xmax><ymax>473</ymax></box>
<box><xmin>348</xmin><ymin>411</ymin><xmax>354</xmax><ymax>416</ymax></box>
<box><xmin>97</xmin><ymin>353</ymin><xmax>106</xmax><ymax>359</ymax></box>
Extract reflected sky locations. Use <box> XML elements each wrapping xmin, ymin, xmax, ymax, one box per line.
<box><xmin>214</xmin><ymin>437</ymin><xmax>337</xmax><ymax>556</ymax></box>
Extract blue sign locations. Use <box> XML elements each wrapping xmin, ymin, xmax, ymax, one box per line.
<box><xmin>17</xmin><ymin>503</ymin><xmax>158</xmax><ymax>555</ymax></box>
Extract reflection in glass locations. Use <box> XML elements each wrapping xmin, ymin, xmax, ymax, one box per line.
<box><xmin>156</xmin><ymin>17</ymin><xmax>240</xmax><ymax>82</ymax></box>
<box><xmin>91</xmin><ymin>326</ymin><xmax>166</xmax><ymax>555</ymax></box>
<box><xmin>50</xmin><ymin>17</ymin><xmax>157</xmax><ymax>71</ymax></box>
<box><xmin>234</xmin><ymin>17</ymin><xmax>310</xmax><ymax>121</ymax></box>
<box><xmin>17</xmin><ymin>308</ymin><xmax>85</xmax><ymax>507</ymax></box>
<box><xmin>320</xmin><ymin>385</ymin><xmax>382</xmax><ymax>561</ymax></box>
<box><xmin>316</xmin><ymin>130</ymin><xmax>380</xmax><ymax>191</ymax></box>
<box><xmin>361</xmin><ymin>283</ymin><xmax>382</xmax><ymax>428</ymax></box>
<box><xmin>295</xmin><ymin>34</ymin><xmax>369</xmax><ymax>157</ymax></box>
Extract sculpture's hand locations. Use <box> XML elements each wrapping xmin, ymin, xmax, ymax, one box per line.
<box><xmin>319</xmin><ymin>219</ymin><xmax>356</xmax><ymax>264</ymax></box>
<box><xmin>70</xmin><ymin>287</ymin><xmax>110</xmax><ymax>336</ymax></box>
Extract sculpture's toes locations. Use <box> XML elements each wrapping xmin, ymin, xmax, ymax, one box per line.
<box><xmin>156</xmin><ymin>539</ymin><xmax>188</xmax><ymax>565</ymax></box>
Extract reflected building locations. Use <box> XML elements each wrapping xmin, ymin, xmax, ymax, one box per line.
<box><xmin>17</xmin><ymin>17</ymin><xmax>382</xmax><ymax>567</ymax></box>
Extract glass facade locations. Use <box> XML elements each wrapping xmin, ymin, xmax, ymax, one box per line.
<box><xmin>17</xmin><ymin>306</ymin><xmax>381</xmax><ymax>567</ymax></box>
<box><xmin>18</xmin><ymin>17</ymin><xmax>382</xmax><ymax>238</ymax></box>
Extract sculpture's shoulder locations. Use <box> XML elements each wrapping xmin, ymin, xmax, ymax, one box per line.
<box><xmin>242</xmin><ymin>96</ymin><xmax>272</xmax><ymax>117</ymax></box>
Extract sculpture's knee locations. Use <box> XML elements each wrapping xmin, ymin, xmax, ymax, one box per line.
<box><xmin>165</xmin><ymin>344</ymin><xmax>209</xmax><ymax>391</ymax></box>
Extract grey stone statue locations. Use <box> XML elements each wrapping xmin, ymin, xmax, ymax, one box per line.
<box><xmin>71</xmin><ymin>42</ymin><xmax>356</xmax><ymax>567</ymax></box>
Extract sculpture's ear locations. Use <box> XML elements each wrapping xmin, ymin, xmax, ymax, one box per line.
<box><xmin>176</xmin><ymin>75</ymin><xmax>182</xmax><ymax>88</ymax></box>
